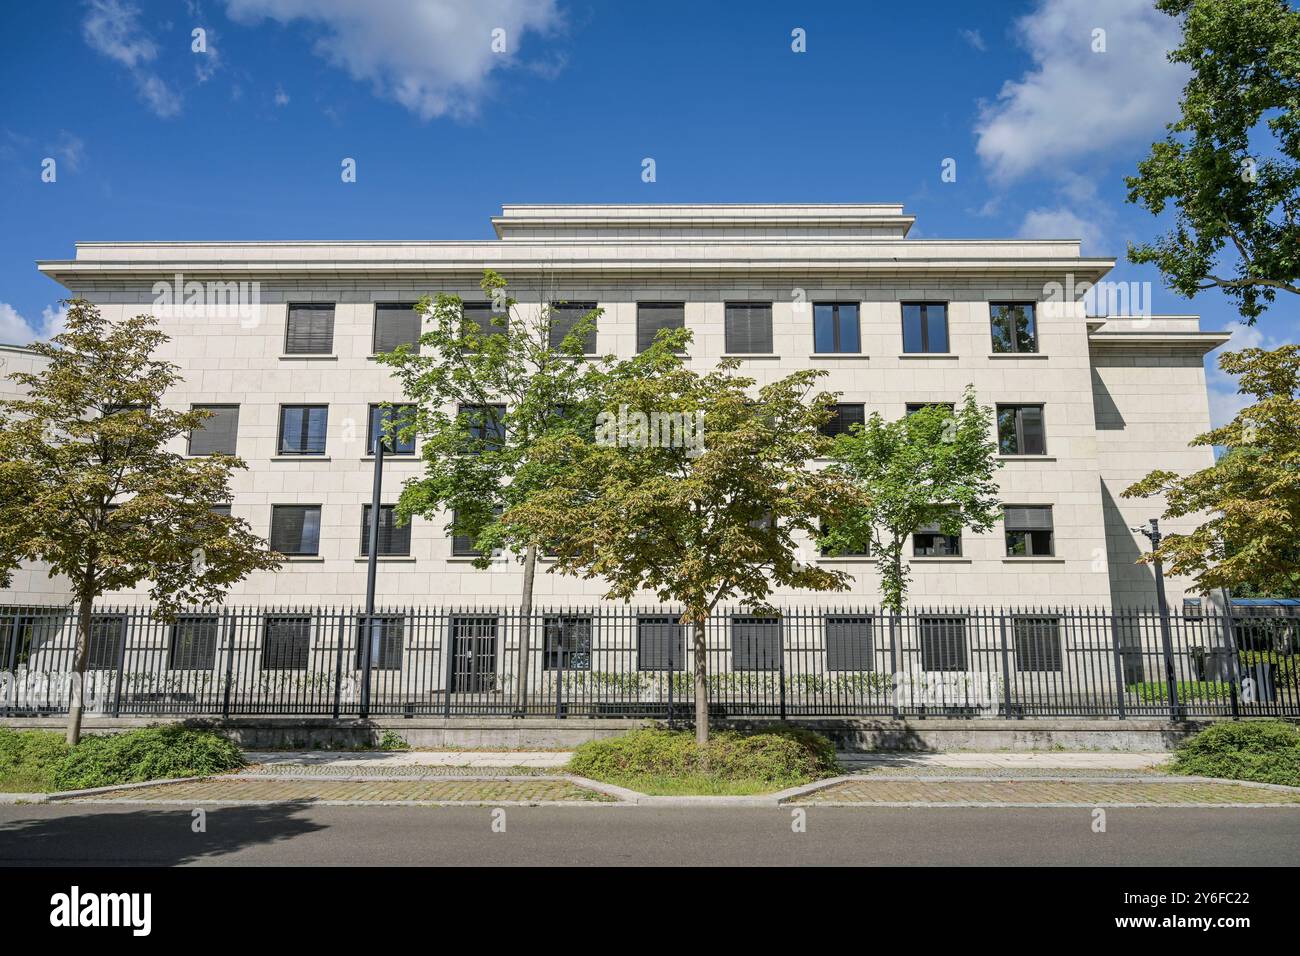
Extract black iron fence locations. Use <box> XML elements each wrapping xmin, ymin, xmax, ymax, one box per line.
<box><xmin>1</xmin><ymin>603</ymin><xmax>1297</xmax><ymax>721</ymax></box>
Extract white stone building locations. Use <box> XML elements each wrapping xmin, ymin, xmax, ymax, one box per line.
<box><xmin>10</xmin><ymin>203</ymin><xmax>1229</xmax><ymax>611</ymax></box>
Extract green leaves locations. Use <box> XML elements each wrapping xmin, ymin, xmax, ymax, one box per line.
<box><xmin>1123</xmin><ymin>344</ymin><xmax>1300</xmax><ymax>596</ymax></box>
<box><xmin>0</xmin><ymin>299</ymin><xmax>281</xmax><ymax>614</ymax></box>
<box><xmin>1126</xmin><ymin>0</ymin><xmax>1300</xmax><ymax>321</ymax></box>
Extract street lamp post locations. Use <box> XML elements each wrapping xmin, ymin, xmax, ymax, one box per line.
<box><xmin>360</xmin><ymin>431</ymin><xmax>385</xmax><ymax>719</ymax></box>
<box><xmin>1134</xmin><ymin>518</ymin><xmax>1182</xmax><ymax>721</ymax></box>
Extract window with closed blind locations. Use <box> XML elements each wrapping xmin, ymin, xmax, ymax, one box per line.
<box><xmin>462</xmin><ymin>301</ymin><xmax>507</xmax><ymax>345</ymax></box>
<box><xmin>548</xmin><ymin>301</ymin><xmax>598</xmax><ymax>353</ymax></box>
<box><xmin>278</xmin><ymin>405</ymin><xmax>328</xmax><ymax>455</ymax></box>
<box><xmin>914</xmin><ymin>509</ymin><xmax>962</xmax><ymax>557</ymax></box>
<box><xmin>360</xmin><ymin>504</ymin><xmax>411</xmax><ymax>556</ymax></box>
<box><xmin>1004</xmin><ymin>505</ymin><xmax>1054</xmax><ymax>556</ymax></box>
<box><xmin>820</xmin><ymin>403</ymin><xmax>865</xmax><ymax>439</ymax></box>
<box><xmin>188</xmin><ymin>404</ymin><xmax>240</xmax><ymax>456</ymax></box>
<box><xmin>372</xmin><ymin>303</ymin><xmax>421</xmax><ymax>354</ymax></box>
<box><xmin>284</xmin><ymin>304</ymin><xmax>335</xmax><ymax>354</ymax></box>
<box><xmin>725</xmin><ymin>302</ymin><xmax>773</xmax><ymax>354</ymax></box>
<box><xmin>732</xmin><ymin>616</ymin><xmax>781</xmax><ymax>671</ymax></box>
<box><xmin>997</xmin><ymin>404</ymin><xmax>1046</xmax><ymax>455</ymax></box>
<box><xmin>825</xmin><ymin>616</ymin><xmax>874</xmax><ymax>671</ymax></box>
<box><xmin>270</xmin><ymin>505</ymin><xmax>322</xmax><ymax>556</ymax></box>
<box><xmin>87</xmin><ymin>615</ymin><xmax>126</xmax><ymax>671</ymax></box>
<box><xmin>169</xmin><ymin>615</ymin><xmax>219</xmax><ymax>670</ymax></box>
<box><xmin>636</xmin><ymin>302</ymin><xmax>685</xmax><ymax>352</ymax></box>
<box><xmin>355</xmin><ymin>615</ymin><xmax>404</xmax><ymax>670</ymax></box>
<box><xmin>1012</xmin><ymin>616</ymin><xmax>1063</xmax><ymax>671</ymax></box>
<box><xmin>919</xmin><ymin>616</ymin><xmax>968</xmax><ymax>671</ymax></box>
<box><xmin>636</xmin><ymin>616</ymin><xmax>685</xmax><ymax>671</ymax></box>
<box><xmin>262</xmin><ymin>615</ymin><xmax>311</xmax><ymax>670</ymax></box>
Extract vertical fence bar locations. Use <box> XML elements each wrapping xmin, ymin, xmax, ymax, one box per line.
<box><xmin>1110</xmin><ymin>610</ymin><xmax>1126</xmax><ymax>720</ymax></box>
<box><xmin>998</xmin><ymin>612</ymin><xmax>1014</xmax><ymax>718</ymax></box>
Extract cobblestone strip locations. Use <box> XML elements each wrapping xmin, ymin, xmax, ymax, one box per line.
<box><xmin>795</xmin><ymin>779</ymin><xmax>1300</xmax><ymax>806</ymax></box>
<box><xmin>68</xmin><ymin>777</ymin><xmax>615</xmax><ymax>804</ymax></box>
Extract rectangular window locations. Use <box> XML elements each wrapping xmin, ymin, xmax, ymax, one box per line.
<box><xmin>262</xmin><ymin>615</ymin><xmax>311</xmax><ymax>671</ymax></box>
<box><xmin>905</xmin><ymin>402</ymin><xmax>955</xmax><ymax>416</ymax></box>
<box><xmin>636</xmin><ymin>302</ymin><xmax>686</xmax><ymax>353</ymax></box>
<box><xmin>270</xmin><ymin>505</ymin><xmax>322</xmax><ymax>556</ymax></box>
<box><xmin>724</xmin><ymin>302</ymin><xmax>773</xmax><ymax>354</ymax></box>
<box><xmin>919</xmin><ymin>616</ymin><xmax>968</xmax><ymax>672</ymax></box>
<box><xmin>901</xmin><ymin>303</ymin><xmax>949</xmax><ymax>354</ymax></box>
<box><xmin>210</xmin><ymin>504</ymin><xmax>232</xmax><ymax>517</ymax></box>
<box><xmin>169</xmin><ymin>615</ymin><xmax>219</xmax><ymax>670</ymax></box>
<box><xmin>820</xmin><ymin>402</ymin><xmax>865</xmax><ymax>439</ymax></box>
<box><xmin>0</xmin><ymin>608</ymin><xmax>60</xmax><ymax>670</ymax></box>
<box><xmin>732</xmin><ymin>616</ymin><xmax>781</xmax><ymax>671</ymax></box>
<box><xmin>548</xmin><ymin>301</ymin><xmax>598</xmax><ymax>353</ymax></box>
<box><xmin>451</xmin><ymin>507</ymin><xmax>500</xmax><ymax>557</ymax></box>
<box><xmin>372</xmin><ymin>303</ymin><xmax>421</xmax><ymax>354</ymax></box>
<box><xmin>367</xmin><ymin>404</ymin><xmax>416</xmax><ymax>455</ymax></box>
<box><xmin>543</xmin><ymin>616</ymin><xmax>592</xmax><ymax>670</ymax></box>
<box><xmin>187</xmin><ymin>404</ymin><xmax>240</xmax><ymax>456</ymax></box>
<box><xmin>459</xmin><ymin>404</ymin><xmax>506</xmax><ymax>454</ymax></box>
<box><xmin>284</xmin><ymin>304</ymin><xmax>335</xmax><ymax>354</ymax></box>
<box><xmin>278</xmin><ymin>405</ymin><xmax>328</xmax><ymax>456</ymax></box>
<box><xmin>818</xmin><ymin>520</ymin><xmax>870</xmax><ymax>557</ymax></box>
<box><xmin>990</xmin><ymin>303</ymin><xmax>1038</xmax><ymax>354</ymax></box>
<box><xmin>1012</xmin><ymin>616</ymin><xmax>1063</xmax><ymax>672</ymax></box>
<box><xmin>997</xmin><ymin>405</ymin><xmax>1046</xmax><ymax>455</ymax></box>
<box><xmin>1004</xmin><ymin>505</ymin><xmax>1055</xmax><ymax>556</ymax></box>
<box><xmin>462</xmin><ymin>301</ymin><xmax>506</xmax><ymax>345</ymax></box>
<box><xmin>825</xmin><ymin>616</ymin><xmax>873</xmax><ymax>671</ymax></box>
<box><xmin>813</xmin><ymin>303</ymin><xmax>861</xmax><ymax>353</ymax></box>
<box><xmin>636</xmin><ymin>616</ymin><xmax>685</xmax><ymax>671</ymax></box>
<box><xmin>355</xmin><ymin>615</ymin><xmax>404</xmax><ymax>671</ymax></box>
<box><xmin>86</xmin><ymin>615</ymin><xmax>126</xmax><ymax>671</ymax></box>
<box><xmin>913</xmin><ymin>515</ymin><xmax>962</xmax><ymax>557</ymax></box>
<box><xmin>360</xmin><ymin>505</ymin><xmax>411</xmax><ymax>557</ymax></box>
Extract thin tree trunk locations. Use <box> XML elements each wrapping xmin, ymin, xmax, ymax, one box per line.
<box><xmin>65</xmin><ymin>595</ymin><xmax>93</xmax><ymax>746</ymax></box>
<box><xmin>693</xmin><ymin>619</ymin><xmax>708</xmax><ymax>744</ymax></box>
<box><xmin>514</xmin><ymin>543</ymin><xmax>537</xmax><ymax>716</ymax></box>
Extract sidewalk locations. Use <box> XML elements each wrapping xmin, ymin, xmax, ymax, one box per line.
<box><xmin>244</xmin><ymin>750</ymin><xmax>571</xmax><ymax>770</ymax></box>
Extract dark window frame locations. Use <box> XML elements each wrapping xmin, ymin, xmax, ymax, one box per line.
<box><xmin>458</xmin><ymin>403</ymin><xmax>506</xmax><ymax>454</ymax></box>
<box><xmin>724</xmin><ymin>302</ymin><xmax>774</xmax><ymax>355</ymax></box>
<box><xmin>461</xmin><ymin>301</ymin><xmax>507</xmax><ymax>347</ymax></box>
<box><xmin>261</xmin><ymin>615</ymin><xmax>312</xmax><ymax>671</ymax></box>
<box><xmin>989</xmin><ymin>302</ymin><xmax>1039</xmax><ymax>354</ymax></box>
<box><xmin>996</xmin><ymin>404</ymin><xmax>1047</xmax><ymax>456</ymax></box>
<box><xmin>548</xmin><ymin>301</ymin><xmax>599</xmax><ymax>354</ymax></box>
<box><xmin>367</xmin><ymin>403</ymin><xmax>416</xmax><ymax>456</ymax></box>
<box><xmin>283</xmin><ymin>303</ymin><xmax>336</xmax><ymax>355</ymax></box>
<box><xmin>372</xmin><ymin>302</ymin><xmax>422</xmax><ymax>355</ymax></box>
<box><xmin>355</xmin><ymin>614</ymin><xmax>404</xmax><ymax>671</ymax></box>
<box><xmin>359</xmin><ymin>504</ymin><xmax>412</xmax><ymax>557</ymax></box>
<box><xmin>168</xmin><ymin>614</ymin><xmax>220</xmax><ymax>671</ymax></box>
<box><xmin>813</xmin><ymin>302</ymin><xmax>862</xmax><ymax>354</ymax></box>
<box><xmin>825</xmin><ymin>615</ymin><xmax>874</xmax><ymax>672</ymax></box>
<box><xmin>901</xmin><ymin>302</ymin><xmax>950</xmax><ymax>354</ymax></box>
<box><xmin>542</xmin><ymin>615</ymin><xmax>593</xmax><ymax>671</ymax></box>
<box><xmin>820</xmin><ymin>402</ymin><xmax>866</xmax><ymax>440</ymax></box>
<box><xmin>636</xmin><ymin>615</ymin><xmax>685</xmax><ymax>671</ymax></box>
<box><xmin>636</xmin><ymin>302</ymin><xmax>687</xmax><ymax>353</ymax></box>
<box><xmin>187</xmin><ymin>404</ymin><xmax>240</xmax><ymax>456</ymax></box>
<box><xmin>1012</xmin><ymin>616</ymin><xmax>1064</xmax><ymax>672</ymax></box>
<box><xmin>918</xmin><ymin>615</ymin><xmax>969</xmax><ymax>672</ymax></box>
<box><xmin>277</xmin><ymin>404</ymin><xmax>329</xmax><ymax>456</ymax></box>
<box><xmin>1004</xmin><ymin>505</ymin><xmax>1055</xmax><ymax>557</ymax></box>
<box><xmin>269</xmin><ymin>504</ymin><xmax>323</xmax><ymax>556</ymax></box>
<box><xmin>731</xmin><ymin>616</ymin><xmax>782</xmax><ymax>672</ymax></box>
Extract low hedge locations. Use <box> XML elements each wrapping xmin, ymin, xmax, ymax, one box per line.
<box><xmin>1169</xmin><ymin>720</ymin><xmax>1300</xmax><ymax>788</ymax></box>
<box><xmin>52</xmin><ymin>724</ymin><xmax>246</xmax><ymax>791</ymax></box>
<box><xmin>568</xmin><ymin>725</ymin><xmax>839</xmax><ymax>785</ymax></box>
<box><xmin>0</xmin><ymin>728</ymin><xmax>72</xmax><ymax>791</ymax></box>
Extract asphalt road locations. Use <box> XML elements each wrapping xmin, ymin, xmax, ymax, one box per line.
<box><xmin>2</xmin><ymin>803</ymin><xmax>1298</xmax><ymax>865</ymax></box>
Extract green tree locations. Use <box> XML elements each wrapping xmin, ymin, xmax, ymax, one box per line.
<box><xmin>378</xmin><ymin>271</ymin><xmax>609</xmax><ymax>712</ymax></box>
<box><xmin>0</xmin><ymin>300</ymin><xmax>282</xmax><ymax>743</ymax></box>
<box><xmin>1124</xmin><ymin>344</ymin><xmax>1300</xmax><ymax>596</ymax></box>
<box><xmin>1126</xmin><ymin>0</ymin><xmax>1300</xmax><ymax>322</ymax></box>
<box><xmin>503</xmin><ymin>333</ymin><xmax>863</xmax><ymax>742</ymax></box>
<box><xmin>819</xmin><ymin>390</ymin><xmax>1002</xmax><ymax>613</ymax></box>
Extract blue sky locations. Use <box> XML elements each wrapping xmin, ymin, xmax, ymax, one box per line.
<box><xmin>0</xmin><ymin>0</ymin><xmax>1295</xmax><ymax>427</ymax></box>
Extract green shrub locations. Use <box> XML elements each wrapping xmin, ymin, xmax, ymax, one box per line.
<box><xmin>378</xmin><ymin>729</ymin><xmax>410</xmax><ymax>751</ymax></box>
<box><xmin>0</xmin><ymin>728</ymin><xmax>71</xmax><ymax>792</ymax></box>
<box><xmin>1127</xmin><ymin>680</ymin><xmax>1233</xmax><ymax>702</ymax></box>
<box><xmin>53</xmin><ymin>724</ymin><xmax>245</xmax><ymax>791</ymax></box>
<box><xmin>1169</xmin><ymin>720</ymin><xmax>1300</xmax><ymax>787</ymax></box>
<box><xmin>568</xmin><ymin>725</ymin><xmax>839</xmax><ymax>786</ymax></box>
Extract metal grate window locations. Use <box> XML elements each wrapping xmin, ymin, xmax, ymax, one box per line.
<box><xmin>188</xmin><ymin>404</ymin><xmax>240</xmax><ymax>456</ymax></box>
<box><xmin>284</xmin><ymin>304</ymin><xmax>335</xmax><ymax>354</ymax></box>
<box><xmin>901</xmin><ymin>303</ymin><xmax>949</xmax><ymax>353</ymax></box>
<box><xmin>360</xmin><ymin>505</ymin><xmax>411</xmax><ymax>557</ymax></box>
<box><xmin>813</xmin><ymin>303</ymin><xmax>861</xmax><ymax>353</ymax></box>
<box><xmin>448</xmin><ymin>616</ymin><xmax>498</xmax><ymax>693</ymax></box>
<box><xmin>269</xmin><ymin>505</ymin><xmax>322</xmax><ymax>556</ymax></box>
<box><xmin>997</xmin><ymin>404</ymin><xmax>1046</xmax><ymax>455</ymax></box>
<box><xmin>636</xmin><ymin>302</ymin><xmax>686</xmax><ymax>353</ymax></box>
<box><xmin>919</xmin><ymin>616</ymin><xmax>968</xmax><ymax>671</ymax></box>
<box><xmin>1012</xmin><ymin>616</ymin><xmax>1063</xmax><ymax>672</ymax></box>
<box><xmin>548</xmin><ymin>301</ymin><xmax>598</xmax><ymax>353</ymax></box>
<box><xmin>355</xmin><ymin>615</ymin><xmax>404</xmax><ymax>670</ymax></box>
<box><xmin>636</xmin><ymin>615</ymin><xmax>685</xmax><ymax>671</ymax></box>
<box><xmin>278</xmin><ymin>405</ymin><xmax>329</xmax><ymax>455</ymax></box>
<box><xmin>169</xmin><ymin>615</ymin><xmax>219</xmax><ymax>670</ymax></box>
<box><xmin>261</xmin><ymin>615</ymin><xmax>311</xmax><ymax>671</ymax></box>
<box><xmin>543</xmin><ymin>616</ymin><xmax>592</xmax><ymax>670</ymax></box>
<box><xmin>825</xmin><ymin>616</ymin><xmax>874</xmax><ymax>671</ymax></box>
<box><xmin>820</xmin><ymin>403</ymin><xmax>865</xmax><ymax>439</ymax></box>
<box><xmin>732</xmin><ymin>616</ymin><xmax>781</xmax><ymax>671</ymax></box>
<box><xmin>724</xmin><ymin>302</ymin><xmax>773</xmax><ymax>354</ymax></box>
<box><xmin>372</xmin><ymin>303</ymin><xmax>421</xmax><ymax>354</ymax></box>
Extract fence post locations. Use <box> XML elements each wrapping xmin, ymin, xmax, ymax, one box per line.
<box><xmin>442</xmin><ymin>613</ymin><xmax>454</xmax><ymax>720</ymax></box>
<box><xmin>1110</xmin><ymin>611</ymin><xmax>1126</xmax><ymax>720</ymax></box>
<box><xmin>1220</xmin><ymin>601</ymin><xmax>1241</xmax><ymax>720</ymax></box>
<box><xmin>332</xmin><ymin>609</ymin><xmax>346</xmax><ymax>720</ymax></box>
<box><xmin>4</xmin><ymin>612</ymin><xmax>21</xmax><ymax>718</ymax></box>
<box><xmin>666</xmin><ymin>626</ymin><xmax>675</xmax><ymax>730</ymax></box>
<box><xmin>221</xmin><ymin>609</ymin><xmax>237</xmax><ymax>720</ymax></box>
<box><xmin>554</xmin><ymin>624</ymin><xmax>565</xmax><ymax>719</ymax></box>
<box><xmin>778</xmin><ymin>618</ymin><xmax>787</xmax><ymax>722</ymax></box>
<box><xmin>998</xmin><ymin>613</ymin><xmax>1014</xmax><ymax>718</ymax></box>
<box><xmin>888</xmin><ymin>611</ymin><xmax>900</xmax><ymax>720</ymax></box>
<box><xmin>110</xmin><ymin>611</ymin><xmax>128</xmax><ymax>718</ymax></box>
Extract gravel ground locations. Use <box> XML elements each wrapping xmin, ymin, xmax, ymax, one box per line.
<box><xmin>843</xmin><ymin>764</ymin><xmax>1170</xmax><ymax>778</ymax></box>
<box><xmin>241</xmin><ymin>763</ymin><xmax>559</xmax><ymax>778</ymax></box>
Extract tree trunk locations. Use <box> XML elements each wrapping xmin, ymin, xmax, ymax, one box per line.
<box><xmin>514</xmin><ymin>543</ymin><xmax>537</xmax><ymax>716</ymax></box>
<box><xmin>65</xmin><ymin>595</ymin><xmax>93</xmax><ymax>746</ymax></box>
<box><xmin>693</xmin><ymin>619</ymin><xmax>708</xmax><ymax>744</ymax></box>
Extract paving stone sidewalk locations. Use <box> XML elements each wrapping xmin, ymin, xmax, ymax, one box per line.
<box><xmin>68</xmin><ymin>777</ymin><xmax>614</xmax><ymax>804</ymax></box>
<box><xmin>796</xmin><ymin>778</ymin><xmax>1300</xmax><ymax>806</ymax></box>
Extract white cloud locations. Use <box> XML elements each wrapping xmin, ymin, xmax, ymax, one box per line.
<box><xmin>273</xmin><ymin>84</ymin><xmax>290</xmax><ymax>107</ymax></box>
<box><xmin>222</xmin><ymin>0</ymin><xmax>564</xmax><ymax>120</ymax></box>
<box><xmin>960</xmin><ymin>28</ymin><xmax>986</xmax><ymax>52</ymax></box>
<box><xmin>1018</xmin><ymin>206</ymin><xmax>1105</xmax><ymax>254</ymax></box>
<box><xmin>82</xmin><ymin>0</ymin><xmax>183</xmax><ymax>118</ymax></box>
<box><xmin>0</xmin><ymin>302</ymin><xmax>67</xmax><ymax>346</ymax></box>
<box><xmin>974</xmin><ymin>0</ymin><xmax>1188</xmax><ymax>182</ymax></box>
